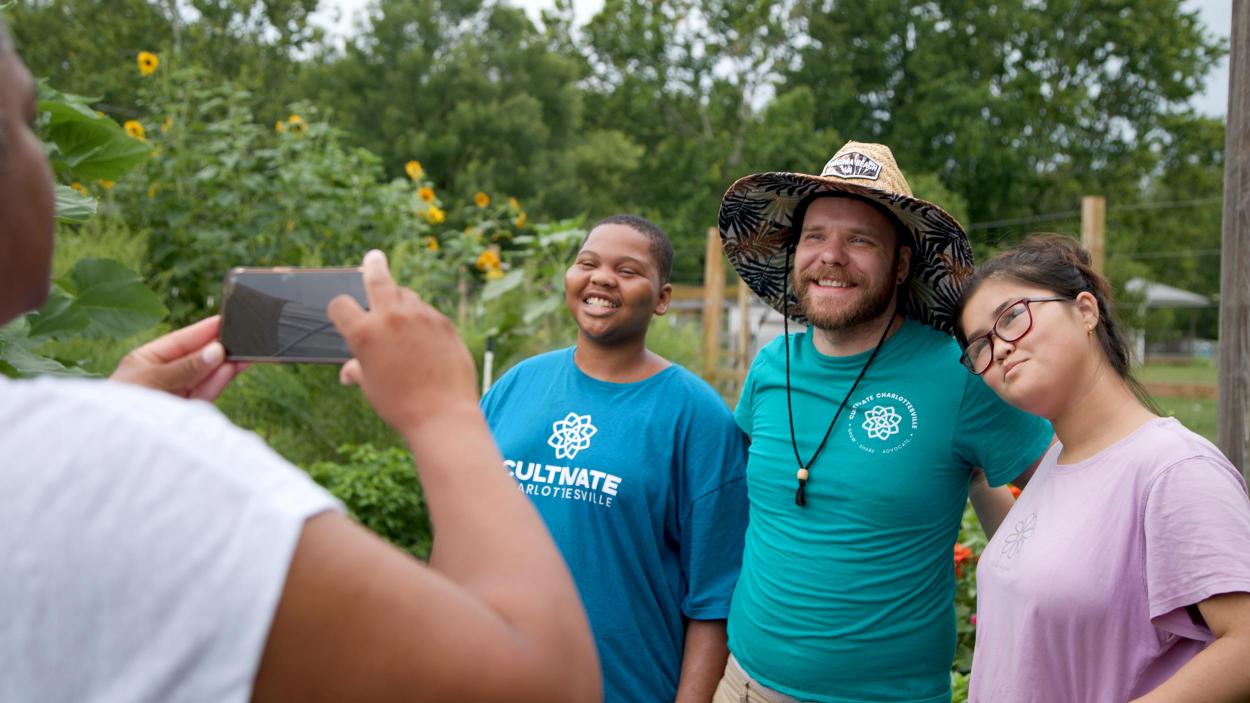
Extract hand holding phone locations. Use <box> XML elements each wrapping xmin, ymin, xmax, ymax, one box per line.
<box><xmin>219</xmin><ymin>267</ymin><xmax>366</xmax><ymax>363</ymax></box>
<box><xmin>328</xmin><ymin>250</ymin><xmax>478</xmax><ymax>434</ymax></box>
<box><xmin>112</xmin><ymin>315</ymin><xmax>246</xmax><ymax>400</ymax></box>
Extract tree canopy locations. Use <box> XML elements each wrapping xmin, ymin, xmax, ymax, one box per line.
<box><xmin>11</xmin><ymin>0</ymin><xmax>1227</xmax><ymax>299</ymax></box>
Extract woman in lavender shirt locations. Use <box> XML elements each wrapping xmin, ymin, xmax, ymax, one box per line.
<box><xmin>955</xmin><ymin>234</ymin><xmax>1250</xmax><ymax>702</ymax></box>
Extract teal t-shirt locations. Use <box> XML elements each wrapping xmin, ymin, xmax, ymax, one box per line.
<box><xmin>729</xmin><ymin>319</ymin><xmax>1052</xmax><ymax>703</ymax></box>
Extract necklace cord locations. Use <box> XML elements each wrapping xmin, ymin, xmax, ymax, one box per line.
<box><xmin>784</xmin><ymin>247</ymin><xmax>896</xmax><ymax>506</ymax></box>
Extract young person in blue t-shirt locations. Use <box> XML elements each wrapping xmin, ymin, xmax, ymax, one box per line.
<box><xmin>481</xmin><ymin>215</ymin><xmax>749</xmax><ymax>703</ymax></box>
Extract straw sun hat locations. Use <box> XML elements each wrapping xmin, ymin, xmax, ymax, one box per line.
<box><xmin>717</xmin><ymin>141</ymin><xmax>974</xmax><ymax>335</ymax></box>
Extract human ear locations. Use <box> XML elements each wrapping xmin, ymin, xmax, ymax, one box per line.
<box><xmin>1074</xmin><ymin>291</ymin><xmax>1100</xmax><ymax>331</ymax></box>
<box><xmin>896</xmin><ymin>245</ymin><xmax>913</xmax><ymax>284</ymax></box>
<box><xmin>654</xmin><ymin>282</ymin><xmax>673</xmax><ymax>316</ymax></box>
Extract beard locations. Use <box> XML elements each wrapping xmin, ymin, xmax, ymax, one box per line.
<box><xmin>793</xmin><ymin>267</ymin><xmax>899</xmax><ymax>332</ymax></box>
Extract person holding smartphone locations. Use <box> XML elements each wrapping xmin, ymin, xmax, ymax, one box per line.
<box><xmin>481</xmin><ymin>215</ymin><xmax>749</xmax><ymax>703</ymax></box>
<box><xmin>0</xmin><ymin>21</ymin><xmax>598</xmax><ymax>703</ymax></box>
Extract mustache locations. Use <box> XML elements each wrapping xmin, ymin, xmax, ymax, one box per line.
<box><xmin>795</xmin><ymin>267</ymin><xmax>862</xmax><ymax>286</ymax></box>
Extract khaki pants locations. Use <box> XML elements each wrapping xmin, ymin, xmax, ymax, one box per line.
<box><xmin>712</xmin><ymin>654</ymin><xmax>809</xmax><ymax>703</ymax></box>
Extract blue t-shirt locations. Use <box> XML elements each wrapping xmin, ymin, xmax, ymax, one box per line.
<box><xmin>481</xmin><ymin>348</ymin><xmax>749</xmax><ymax>703</ymax></box>
<box><xmin>729</xmin><ymin>319</ymin><xmax>1052</xmax><ymax>703</ymax></box>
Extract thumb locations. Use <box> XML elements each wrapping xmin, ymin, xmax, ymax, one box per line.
<box><xmin>146</xmin><ymin>342</ymin><xmax>226</xmax><ymax>393</ymax></box>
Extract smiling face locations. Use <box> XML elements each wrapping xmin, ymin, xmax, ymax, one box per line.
<box><xmin>564</xmin><ymin>223</ymin><xmax>672</xmax><ymax>347</ymax></box>
<box><xmin>792</xmin><ymin>196</ymin><xmax>910</xmax><ymax>333</ymax></box>
<box><xmin>0</xmin><ymin>47</ymin><xmax>55</xmax><ymax>324</ymax></box>
<box><xmin>958</xmin><ymin>276</ymin><xmax>1101</xmax><ymax>418</ymax></box>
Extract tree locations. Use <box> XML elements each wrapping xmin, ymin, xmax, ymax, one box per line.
<box><xmin>783</xmin><ymin>0</ymin><xmax>1226</xmax><ymax>242</ymax></box>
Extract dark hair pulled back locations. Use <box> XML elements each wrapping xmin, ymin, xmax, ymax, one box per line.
<box><xmin>955</xmin><ymin>233</ymin><xmax>1158</xmax><ymax>412</ymax></box>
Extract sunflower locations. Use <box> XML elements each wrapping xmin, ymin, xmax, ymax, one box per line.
<box><xmin>485</xmin><ymin>268</ymin><xmax>505</xmax><ymax>281</ymax></box>
<box><xmin>475</xmin><ymin>249</ymin><xmax>501</xmax><ymax>273</ymax></box>
<box><xmin>474</xmin><ymin>191</ymin><xmax>490</xmax><ymax>208</ymax></box>
<box><xmin>422</xmin><ymin>236</ymin><xmax>440</xmax><ymax>253</ymax></box>
<box><xmin>137</xmin><ymin>51</ymin><xmax>159</xmax><ymax>76</ymax></box>
<box><xmin>425</xmin><ymin>206</ymin><xmax>446</xmax><ymax>225</ymax></box>
<box><xmin>70</xmin><ymin>182</ymin><xmax>88</xmax><ymax>196</ymax></box>
<box><xmin>405</xmin><ymin>160</ymin><xmax>424</xmax><ymax>180</ymax></box>
<box><xmin>124</xmin><ymin>120</ymin><xmax>146</xmax><ymax>141</ymax></box>
<box><xmin>275</xmin><ymin>120</ymin><xmax>287</xmax><ymax>134</ymax></box>
<box><xmin>417</xmin><ymin>186</ymin><xmax>436</xmax><ymax>203</ymax></box>
<box><xmin>508</xmin><ymin>196</ymin><xmax>521</xmax><ymax>211</ymax></box>
<box><xmin>286</xmin><ymin>114</ymin><xmax>307</xmax><ymax>135</ymax></box>
<box><xmin>514</xmin><ymin>211</ymin><xmax>527</xmax><ymax>229</ymax></box>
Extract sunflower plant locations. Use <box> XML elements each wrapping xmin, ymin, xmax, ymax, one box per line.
<box><xmin>0</xmin><ymin>80</ymin><xmax>165</xmax><ymax>378</ymax></box>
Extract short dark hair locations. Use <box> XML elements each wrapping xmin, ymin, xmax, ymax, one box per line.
<box><xmin>587</xmin><ymin>214</ymin><xmax>674</xmax><ymax>284</ymax></box>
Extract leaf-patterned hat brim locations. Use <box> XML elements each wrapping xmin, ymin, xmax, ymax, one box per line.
<box><xmin>718</xmin><ymin>171</ymin><xmax>974</xmax><ymax>335</ymax></box>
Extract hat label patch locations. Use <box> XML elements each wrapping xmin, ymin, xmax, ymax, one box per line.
<box><xmin>823</xmin><ymin>152</ymin><xmax>882</xmax><ymax>181</ymax></box>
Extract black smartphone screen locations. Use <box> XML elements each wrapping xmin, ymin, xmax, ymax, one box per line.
<box><xmin>219</xmin><ymin>268</ymin><xmax>366</xmax><ymax>362</ymax></box>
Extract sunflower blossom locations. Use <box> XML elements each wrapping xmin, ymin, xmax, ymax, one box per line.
<box><xmin>286</xmin><ymin>114</ymin><xmax>307</xmax><ymax>135</ymax></box>
<box><xmin>485</xmin><ymin>268</ymin><xmax>505</xmax><ymax>281</ymax></box>
<box><xmin>70</xmin><ymin>182</ymin><xmax>88</xmax><ymax>196</ymax></box>
<box><xmin>508</xmin><ymin>196</ymin><xmax>521</xmax><ymax>211</ymax></box>
<box><xmin>425</xmin><ymin>206</ymin><xmax>446</xmax><ymax>225</ymax></box>
<box><xmin>137</xmin><ymin>51</ymin><xmax>159</xmax><ymax>76</ymax></box>
<box><xmin>475</xmin><ymin>249</ymin><xmax>501</xmax><ymax>273</ymax></box>
<box><xmin>474</xmin><ymin>191</ymin><xmax>490</xmax><ymax>208</ymax></box>
<box><xmin>405</xmin><ymin>160</ymin><xmax>424</xmax><ymax>180</ymax></box>
<box><xmin>514</xmin><ymin>211</ymin><xmax>527</xmax><ymax>229</ymax></box>
<box><xmin>124</xmin><ymin>120</ymin><xmax>146</xmax><ymax>141</ymax></box>
<box><xmin>417</xmin><ymin>186</ymin><xmax>436</xmax><ymax>203</ymax></box>
<box><xmin>422</xmin><ymin>236</ymin><xmax>440</xmax><ymax>252</ymax></box>
<box><xmin>275</xmin><ymin>120</ymin><xmax>287</xmax><ymax>134</ymax></box>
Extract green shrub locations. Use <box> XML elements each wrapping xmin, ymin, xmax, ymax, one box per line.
<box><xmin>306</xmin><ymin>444</ymin><xmax>432</xmax><ymax>560</ymax></box>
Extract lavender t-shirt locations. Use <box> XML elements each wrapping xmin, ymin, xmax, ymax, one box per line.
<box><xmin>969</xmin><ymin>417</ymin><xmax>1250</xmax><ymax>703</ymax></box>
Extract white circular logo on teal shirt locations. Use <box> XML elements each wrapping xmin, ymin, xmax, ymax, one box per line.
<box><xmin>846</xmin><ymin>392</ymin><xmax>918</xmax><ymax>454</ymax></box>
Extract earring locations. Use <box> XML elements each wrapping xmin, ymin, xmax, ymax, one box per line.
<box><xmin>1087</xmin><ymin>326</ymin><xmax>1095</xmax><ymax>337</ymax></box>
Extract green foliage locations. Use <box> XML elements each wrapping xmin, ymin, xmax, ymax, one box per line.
<box><xmin>0</xmin><ymin>76</ymin><xmax>166</xmax><ymax>378</ymax></box>
<box><xmin>307</xmin><ymin>444</ymin><xmax>433</xmax><ymax>560</ymax></box>
<box><xmin>214</xmin><ymin>363</ymin><xmax>399</xmax><ymax>466</ymax></box>
<box><xmin>121</xmin><ymin>69</ymin><xmax>435</xmax><ymax>323</ymax></box>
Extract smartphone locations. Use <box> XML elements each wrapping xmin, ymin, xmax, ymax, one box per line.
<box><xmin>219</xmin><ymin>267</ymin><xmax>366</xmax><ymax>363</ymax></box>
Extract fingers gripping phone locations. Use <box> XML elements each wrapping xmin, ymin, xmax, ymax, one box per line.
<box><xmin>219</xmin><ymin>267</ymin><xmax>367</xmax><ymax>363</ymax></box>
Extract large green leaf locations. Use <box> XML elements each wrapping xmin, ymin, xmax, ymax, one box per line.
<box><xmin>24</xmin><ymin>285</ymin><xmax>89</xmax><ymax>340</ymax></box>
<box><xmin>0</xmin><ymin>319</ymin><xmax>92</xmax><ymax>378</ymax></box>
<box><xmin>522</xmin><ymin>296</ymin><xmax>564</xmax><ymax>326</ymax></box>
<box><xmin>57</xmin><ymin>258</ymin><xmax>168</xmax><ymax>340</ymax></box>
<box><xmin>53</xmin><ymin>183</ymin><xmax>97</xmax><ymax>224</ymax></box>
<box><xmin>45</xmin><ymin>117</ymin><xmax>152</xmax><ymax>180</ymax></box>
<box><xmin>480</xmin><ymin>269</ymin><xmax>525</xmax><ymax>301</ymax></box>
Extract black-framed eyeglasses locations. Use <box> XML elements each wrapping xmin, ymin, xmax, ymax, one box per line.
<box><xmin>959</xmin><ymin>296</ymin><xmax>1071</xmax><ymax>375</ymax></box>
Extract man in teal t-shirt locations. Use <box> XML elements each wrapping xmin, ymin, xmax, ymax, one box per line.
<box><xmin>712</xmin><ymin>141</ymin><xmax>1052</xmax><ymax>703</ymax></box>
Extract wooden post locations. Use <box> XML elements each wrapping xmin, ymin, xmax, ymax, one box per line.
<box><xmin>702</xmin><ymin>227</ymin><xmax>725</xmax><ymax>380</ymax></box>
<box><xmin>1081</xmin><ymin>195</ymin><xmax>1106</xmax><ymax>274</ymax></box>
<box><xmin>1220</xmin><ymin>0</ymin><xmax>1250</xmax><ymax>478</ymax></box>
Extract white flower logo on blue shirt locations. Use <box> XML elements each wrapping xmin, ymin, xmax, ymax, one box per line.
<box><xmin>548</xmin><ymin>412</ymin><xmax>598</xmax><ymax>460</ymax></box>
<box><xmin>861</xmin><ymin>405</ymin><xmax>902</xmax><ymax>441</ymax></box>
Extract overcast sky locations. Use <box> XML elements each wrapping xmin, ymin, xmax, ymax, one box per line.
<box><xmin>311</xmin><ymin>0</ymin><xmax>1232</xmax><ymax>117</ymax></box>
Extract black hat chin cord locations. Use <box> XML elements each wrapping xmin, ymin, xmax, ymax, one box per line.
<box><xmin>784</xmin><ymin>244</ymin><xmax>895</xmax><ymax>507</ymax></box>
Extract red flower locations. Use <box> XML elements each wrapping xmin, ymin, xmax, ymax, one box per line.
<box><xmin>953</xmin><ymin>543</ymin><xmax>974</xmax><ymax>577</ymax></box>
